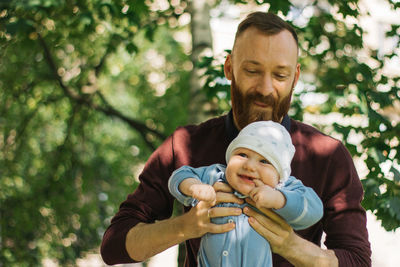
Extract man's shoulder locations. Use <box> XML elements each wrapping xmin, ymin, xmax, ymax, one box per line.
<box><xmin>173</xmin><ymin>114</ymin><xmax>227</xmax><ymax>137</ymax></box>
<box><xmin>290</xmin><ymin>119</ymin><xmax>337</xmax><ymax>140</ymax></box>
<box><xmin>289</xmin><ymin>118</ymin><xmax>343</xmax><ymax>152</ymax></box>
<box><xmin>169</xmin><ymin>114</ymin><xmax>229</xmax><ymax>165</ymax></box>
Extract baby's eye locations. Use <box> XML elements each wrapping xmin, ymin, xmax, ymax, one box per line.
<box><xmin>238</xmin><ymin>153</ymin><xmax>248</xmax><ymax>158</ymax></box>
<box><xmin>260</xmin><ymin>159</ymin><xmax>269</xmax><ymax>164</ymax></box>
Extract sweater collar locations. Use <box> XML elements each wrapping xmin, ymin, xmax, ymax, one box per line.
<box><xmin>225</xmin><ymin>109</ymin><xmax>291</xmax><ymax>142</ymax></box>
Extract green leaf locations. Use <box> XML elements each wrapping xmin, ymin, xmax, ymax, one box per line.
<box><xmin>126</xmin><ymin>42</ymin><xmax>138</xmax><ymax>54</ymax></box>
<box><xmin>5</xmin><ymin>19</ymin><xmax>33</xmax><ymax>35</ymax></box>
<box><xmin>390</xmin><ymin>167</ymin><xmax>400</xmax><ymax>182</ymax></box>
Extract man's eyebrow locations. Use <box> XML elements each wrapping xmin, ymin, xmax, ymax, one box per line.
<box><xmin>242</xmin><ymin>60</ymin><xmax>261</xmax><ymax>65</ymax></box>
<box><xmin>276</xmin><ymin>65</ymin><xmax>292</xmax><ymax>70</ymax></box>
<box><xmin>242</xmin><ymin>60</ymin><xmax>292</xmax><ymax>70</ymax></box>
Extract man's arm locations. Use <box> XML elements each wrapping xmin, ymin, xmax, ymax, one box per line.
<box><xmin>125</xmin><ymin>197</ymin><xmax>237</xmax><ymax>261</ymax></box>
<box><xmin>321</xmin><ymin>145</ymin><xmax>371</xmax><ymax>266</ymax></box>
<box><xmin>102</xmin><ymin>184</ymin><xmax>242</xmax><ymax>265</ymax></box>
<box><xmin>243</xmin><ymin>202</ymin><xmax>338</xmax><ymax>267</ymax></box>
<box><xmin>243</xmin><ymin>142</ymin><xmax>371</xmax><ymax>267</ymax></box>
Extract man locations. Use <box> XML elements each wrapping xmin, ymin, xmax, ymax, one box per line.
<box><xmin>101</xmin><ymin>12</ymin><xmax>371</xmax><ymax>267</ymax></box>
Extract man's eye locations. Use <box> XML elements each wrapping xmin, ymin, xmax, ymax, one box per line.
<box><xmin>245</xmin><ymin>69</ymin><xmax>258</xmax><ymax>74</ymax></box>
<box><xmin>275</xmin><ymin>73</ymin><xmax>288</xmax><ymax>80</ymax></box>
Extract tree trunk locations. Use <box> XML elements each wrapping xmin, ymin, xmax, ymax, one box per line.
<box><xmin>187</xmin><ymin>0</ymin><xmax>215</xmax><ymax>124</ymax></box>
<box><xmin>177</xmin><ymin>3</ymin><xmax>216</xmax><ymax>265</ymax></box>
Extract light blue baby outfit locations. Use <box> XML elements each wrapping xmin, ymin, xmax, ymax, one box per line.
<box><xmin>168</xmin><ymin>164</ymin><xmax>323</xmax><ymax>267</ymax></box>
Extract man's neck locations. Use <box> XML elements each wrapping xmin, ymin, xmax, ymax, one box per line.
<box><xmin>225</xmin><ymin>110</ymin><xmax>291</xmax><ymax>140</ymax></box>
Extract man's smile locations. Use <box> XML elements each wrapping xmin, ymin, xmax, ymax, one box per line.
<box><xmin>253</xmin><ymin>100</ymin><xmax>270</xmax><ymax>108</ymax></box>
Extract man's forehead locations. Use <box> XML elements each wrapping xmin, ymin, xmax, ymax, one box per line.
<box><xmin>233</xmin><ymin>28</ymin><xmax>298</xmax><ymax>53</ymax></box>
<box><xmin>232</xmin><ymin>29</ymin><xmax>298</xmax><ymax>64</ymax></box>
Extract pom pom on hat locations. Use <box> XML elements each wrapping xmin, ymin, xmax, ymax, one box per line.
<box><xmin>225</xmin><ymin>121</ymin><xmax>295</xmax><ymax>183</ymax></box>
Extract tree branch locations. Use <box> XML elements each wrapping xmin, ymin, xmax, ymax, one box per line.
<box><xmin>37</xmin><ymin>33</ymin><xmax>80</xmax><ymax>100</ymax></box>
<box><xmin>94</xmin><ymin>39</ymin><xmax>114</xmax><ymax>77</ymax></box>
<box><xmin>37</xmin><ymin>32</ymin><xmax>166</xmax><ymax>150</ymax></box>
<box><xmin>92</xmin><ymin>103</ymin><xmax>164</xmax><ymax>151</ymax></box>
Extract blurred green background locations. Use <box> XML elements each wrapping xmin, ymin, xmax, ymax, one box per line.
<box><xmin>0</xmin><ymin>0</ymin><xmax>399</xmax><ymax>266</ymax></box>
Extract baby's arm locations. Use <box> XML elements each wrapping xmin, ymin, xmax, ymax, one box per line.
<box><xmin>271</xmin><ymin>176</ymin><xmax>323</xmax><ymax>230</ymax></box>
<box><xmin>169</xmin><ymin>164</ymin><xmax>226</xmax><ymax>206</ymax></box>
<box><xmin>179</xmin><ymin>178</ymin><xmax>216</xmax><ymax>204</ymax></box>
<box><xmin>249</xmin><ymin>179</ymin><xmax>286</xmax><ymax>210</ymax></box>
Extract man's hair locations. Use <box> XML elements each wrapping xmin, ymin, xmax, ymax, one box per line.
<box><xmin>234</xmin><ymin>12</ymin><xmax>298</xmax><ymax>47</ymax></box>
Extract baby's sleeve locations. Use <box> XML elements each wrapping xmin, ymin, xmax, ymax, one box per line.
<box><xmin>273</xmin><ymin>176</ymin><xmax>323</xmax><ymax>230</ymax></box>
<box><xmin>168</xmin><ymin>165</ymin><xmax>204</xmax><ymax>206</ymax></box>
<box><xmin>168</xmin><ymin>164</ymin><xmax>225</xmax><ymax>206</ymax></box>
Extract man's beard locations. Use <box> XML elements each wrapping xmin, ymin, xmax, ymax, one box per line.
<box><xmin>231</xmin><ymin>74</ymin><xmax>294</xmax><ymax>129</ymax></box>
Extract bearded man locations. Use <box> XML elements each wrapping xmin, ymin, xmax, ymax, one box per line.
<box><xmin>101</xmin><ymin>12</ymin><xmax>371</xmax><ymax>267</ymax></box>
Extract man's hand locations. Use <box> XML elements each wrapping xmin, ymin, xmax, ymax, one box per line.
<box><xmin>126</xmin><ymin>182</ymin><xmax>244</xmax><ymax>262</ymax></box>
<box><xmin>244</xmin><ymin>198</ymin><xmax>338</xmax><ymax>267</ymax></box>
<box><xmin>182</xmin><ymin>182</ymin><xmax>243</xmax><ymax>239</ymax></box>
<box><xmin>244</xmin><ymin>198</ymin><xmax>293</xmax><ymax>254</ymax></box>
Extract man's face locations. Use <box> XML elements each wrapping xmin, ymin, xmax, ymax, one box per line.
<box><xmin>224</xmin><ymin>27</ymin><xmax>300</xmax><ymax>129</ymax></box>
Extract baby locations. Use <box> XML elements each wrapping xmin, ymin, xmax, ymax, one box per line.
<box><xmin>168</xmin><ymin>121</ymin><xmax>323</xmax><ymax>267</ymax></box>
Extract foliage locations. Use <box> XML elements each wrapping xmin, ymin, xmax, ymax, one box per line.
<box><xmin>203</xmin><ymin>0</ymin><xmax>400</xmax><ymax>231</ymax></box>
<box><xmin>0</xmin><ymin>0</ymin><xmax>190</xmax><ymax>265</ymax></box>
<box><xmin>1</xmin><ymin>0</ymin><xmax>400</xmax><ymax>266</ymax></box>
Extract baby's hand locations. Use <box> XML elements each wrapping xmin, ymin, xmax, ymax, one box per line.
<box><xmin>249</xmin><ymin>180</ymin><xmax>284</xmax><ymax>210</ymax></box>
<box><xmin>190</xmin><ymin>184</ymin><xmax>217</xmax><ymax>204</ymax></box>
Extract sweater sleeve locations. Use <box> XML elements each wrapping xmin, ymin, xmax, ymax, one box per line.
<box><xmin>273</xmin><ymin>176</ymin><xmax>323</xmax><ymax>230</ymax></box>
<box><xmin>322</xmin><ymin>143</ymin><xmax>371</xmax><ymax>267</ymax></box>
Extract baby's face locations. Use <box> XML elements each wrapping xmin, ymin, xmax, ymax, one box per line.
<box><xmin>225</xmin><ymin>147</ymin><xmax>279</xmax><ymax>196</ymax></box>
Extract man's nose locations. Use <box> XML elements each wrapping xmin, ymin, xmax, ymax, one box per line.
<box><xmin>256</xmin><ymin>75</ymin><xmax>274</xmax><ymax>96</ymax></box>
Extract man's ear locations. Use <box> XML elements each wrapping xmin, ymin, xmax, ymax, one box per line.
<box><xmin>224</xmin><ymin>54</ymin><xmax>233</xmax><ymax>81</ymax></box>
<box><xmin>293</xmin><ymin>63</ymin><xmax>301</xmax><ymax>87</ymax></box>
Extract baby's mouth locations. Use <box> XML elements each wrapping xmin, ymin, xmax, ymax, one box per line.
<box><xmin>239</xmin><ymin>174</ymin><xmax>255</xmax><ymax>184</ymax></box>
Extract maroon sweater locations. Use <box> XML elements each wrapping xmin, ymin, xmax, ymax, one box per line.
<box><xmin>101</xmin><ymin>112</ymin><xmax>371</xmax><ymax>266</ymax></box>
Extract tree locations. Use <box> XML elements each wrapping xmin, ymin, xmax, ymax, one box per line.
<box><xmin>187</xmin><ymin>0</ymin><xmax>215</xmax><ymax>124</ymax></box>
<box><xmin>0</xmin><ymin>0</ymin><xmax>191</xmax><ymax>265</ymax></box>
<box><xmin>0</xmin><ymin>0</ymin><xmax>399</xmax><ymax>266</ymax></box>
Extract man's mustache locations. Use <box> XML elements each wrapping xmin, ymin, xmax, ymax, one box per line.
<box><xmin>247</xmin><ymin>92</ymin><xmax>276</xmax><ymax>107</ymax></box>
